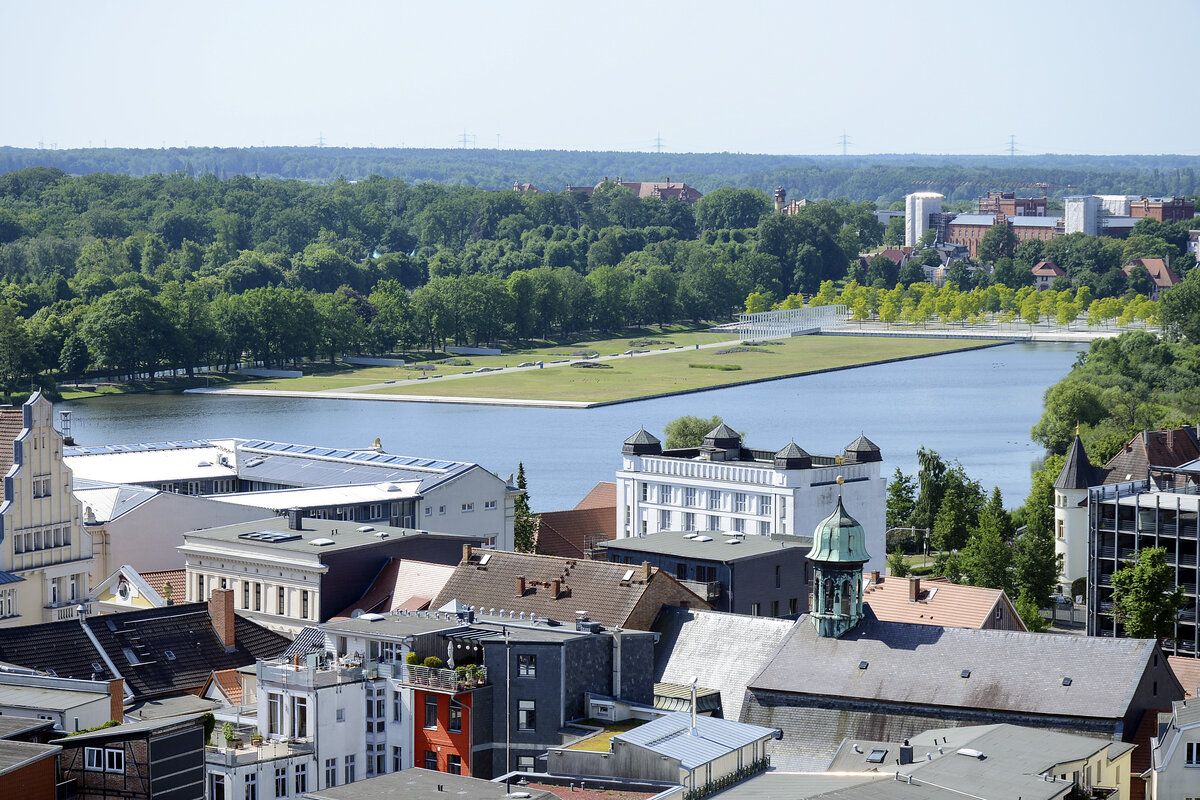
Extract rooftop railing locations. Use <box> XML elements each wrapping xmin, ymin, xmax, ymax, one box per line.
<box><xmin>396</xmin><ymin>663</ymin><xmax>486</xmax><ymax>693</ymax></box>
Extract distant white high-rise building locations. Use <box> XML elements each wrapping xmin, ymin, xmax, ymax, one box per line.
<box><xmin>1064</xmin><ymin>195</ymin><xmax>1102</xmax><ymax>236</ymax></box>
<box><xmin>904</xmin><ymin>192</ymin><xmax>943</xmax><ymax>247</ymax></box>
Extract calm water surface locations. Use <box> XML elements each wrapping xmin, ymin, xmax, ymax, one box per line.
<box><xmin>62</xmin><ymin>342</ymin><xmax>1085</xmax><ymax>511</ymax></box>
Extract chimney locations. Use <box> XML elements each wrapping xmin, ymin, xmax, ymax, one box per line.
<box><xmin>209</xmin><ymin>588</ymin><xmax>236</xmax><ymax>652</ymax></box>
<box><xmin>690</xmin><ymin>677</ymin><xmax>699</xmax><ymax>733</ymax></box>
<box><xmin>642</xmin><ymin>561</ymin><xmax>652</xmax><ymax>581</ymax></box>
<box><xmin>462</xmin><ymin>544</ymin><xmax>472</xmax><ymax>564</ymax></box>
<box><xmin>899</xmin><ymin>745</ymin><xmax>913</xmax><ymax>765</ymax></box>
<box><xmin>287</xmin><ymin>508</ymin><xmax>303</xmax><ymax>530</ymax></box>
<box><xmin>551</xmin><ymin>579</ymin><xmax>561</xmax><ymax>598</ymax></box>
<box><xmin>517</xmin><ymin>576</ymin><xmax>526</xmax><ymax>596</ymax></box>
<box><xmin>909</xmin><ymin>578</ymin><xmax>921</xmax><ymax>603</ymax></box>
<box><xmin>107</xmin><ymin>678</ymin><xmax>124</xmax><ymax>723</ymax></box>
<box><xmin>871</xmin><ymin>570</ymin><xmax>881</xmax><ymax>585</ymax></box>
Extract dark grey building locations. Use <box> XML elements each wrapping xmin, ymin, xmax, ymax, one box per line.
<box><xmin>601</xmin><ymin>530</ymin><xmax>811</xmax><ymax>617</ymax></box>
<box><xmin>1087</xmin><ymin>461</ymin><xmax>1200</xmax><ymax>656</ymax></box>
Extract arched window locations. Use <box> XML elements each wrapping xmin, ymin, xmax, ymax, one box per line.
<box><xmin>841</xmin><ymin>580</ymin><xmax>851</xmax><ymax>616</ymax></box>
<box><xmin>823</xmin><ymin>578</ymin><xmax>834</xmax><ymax>612</ymax></box>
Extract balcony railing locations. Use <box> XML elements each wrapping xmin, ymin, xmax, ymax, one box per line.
<box><xmin>205</xmin><ymin>738</ymin><xmax>313</xmax><ymax>767</ymax></box>
<box><xmin>396</xmin><ymin>663</ymin><xmax>487</xmax><ymax>692</ymax></box>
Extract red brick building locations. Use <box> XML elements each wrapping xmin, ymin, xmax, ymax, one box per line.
<box><xmin>1128</xmin><ymin>196</ymin><xmax>1195</xmax><ymax>222</ymax></box>
<box><xmin>943</xmin><ymin>214</ymin><xmax>1062</xmax><ymax>258</ymax></box>
<box><xmin>977</xmin><ymin>191</ymin><xmax>1048</xmax><ymax>217</ymax></box>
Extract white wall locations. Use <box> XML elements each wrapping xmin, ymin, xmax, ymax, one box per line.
<box><xmin>420</xmin><ymin>466</ymin><xmax>513</xmax><ymax>550</ymax></box>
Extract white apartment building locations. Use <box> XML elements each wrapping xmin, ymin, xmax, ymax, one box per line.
<box><xmin>0</xmin><ymin>393</ymin><xmax>94</xmax><ymax>626</ymax></box>
<box><xmin>65</xmin><ymin>438</ymin><xmax>519</xmax><ymax>550</ymax></box>
<box><xmin>1148</xmin><ymin>699</ymin><xmax>1200</xmax><ymax>800</ymax></box>
<box><xmin>616</xmin><ymin>425</ymin><xmax>886</xmax><ymax>574</ymax></box>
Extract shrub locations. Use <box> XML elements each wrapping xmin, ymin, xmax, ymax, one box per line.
<box><xmin>406</xmin><ymin>652</ymin><xmax>420</xmax><ymax>665</ymax></box>
<box><xmin>423</xmin><ymin>656</ymin><xmax>445</xmax><ymax>669</ymax></box>
<box><xmin>689</xmin><ymin>363</ymin><xmax>741</xmax><ymax>371</ymax></box>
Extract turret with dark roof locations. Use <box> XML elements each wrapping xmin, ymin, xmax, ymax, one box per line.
<box><xmin>622</xmin><ymin>428</ymin><xmax>662</xmax><ymax>456</ymax></box>
<box><xmin>773</xmin><ymin>441</ymin><xmax>812</xmax><ymax>470</ymax></box>
<box><xmin>702</xmin><ymin>423</ymin><xmax>742</xmax><ymax>450</ymax></box>
<box><xmin>842</xmin><ymin>434</ymin><xmax>882</xmax><ymax>464</ymax></box>
<box><xmin>807</xmin><ymin>487</ymin><xmax>872</xmax><ymax>639</ymax></box>
<box><xmin>1055</xmin><ymin>434</ymin><xmax>1099</xmax><ymax>490</ymax></box>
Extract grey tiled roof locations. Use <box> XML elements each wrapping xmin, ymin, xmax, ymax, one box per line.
<box><xmin>747</xmin><ymin>611</ymin><xmax>1169</xmax><ymax>721</ymax></box>
<box><xmin>653</xmin><ymin>607</ymin><xmax>795</xmax><ymax>722</ymax></box>
<box><xmin>624</xmin><ymin>428</ymin><xmax>661</xmax><ymax>445</ymax></box>
<box><xmin>1055</xmin><ymin>435</ymin><xmax>1100</xmax><ymax>490</ymax></box>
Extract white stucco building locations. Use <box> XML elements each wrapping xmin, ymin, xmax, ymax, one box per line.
<box><xmin>0</xmin><ymin>393</ymin><xmax>94</xmax><ymax>625</ymax></box>
<box><xmin>1148</xmin><ymin>699</ymin><xmax>1200</xmax><ymax>800</ymax></box>
<box><xmin>905</xmin><ymin>191</ymin><xmax>943</xmax><ymax>247</ymax></box>
<box><xmin>616</xmin><ymin>425</ymin><xmax>886</xmax><ymax>574</ymax></box>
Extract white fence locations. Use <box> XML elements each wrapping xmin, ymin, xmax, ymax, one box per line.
<box><xmin>735</xmin><ymin>305</ymin><xmax>849</xmax><ymax>341</ymax></box>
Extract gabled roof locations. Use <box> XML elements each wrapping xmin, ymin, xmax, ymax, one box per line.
<box><xmin>0</xmin><ymin>604</ymin><xmax>288</xmax><ymax>701</ymax></box>
<box><xmin>431</xmin><ymin>550</ymin><xmax>708</xmax><ymax>630</ymax></box>
<box><xmin>613</xmin><ymin>711</ymin><xmax>779</xmax><ymax>770</ymax></box>
<box><xmin>863</xmin><ymin>576</ymin><xmax>1023</xmax><ymax>631</ymax></box>
<box><xmin>574</xmin><ymin>481</ymin><xmax>616</xmax><ymax>511</ymax></box>
<box><xmin>140</xmin><ymin>569</ymin><xmax>185</xmax><ymax>602</ymax></box>
<box><xmin>536</xmin><ymin>507</ymin><xmax>616</xmax><ymax>559</ymax></box>
<box><xmin>1101</xmin><ymin>426</ymin><xmax>1200</xmax><ymax>485</ymax></box>
<box><xmin>1031</xmin><ymin>260</ymin><xmax>1066</xmax><ymax>277</ymax></box>
<box><xmin>705</xmin><ymin>423</ymin><xmax>741</xmax><ymax>442</ymax></box>
<box><xmin>747</xmin><ymin>609</ymin><xmax>1176</xmax><ymax>721</ymax></box>
<box><xmin>1124</xmin><ymin>258</ymin><xmax>1181</xmax><ymax>288</ymax></box>
<box><xmin>1169</xmin><ymin>656</ymin><xmax>1200</xmax><ymax>698</ymax></box>
<box><xmin>1055</xmin><ymin>435</ymin><xmax>1100</xmax><ymax>490</ymax></box>
<box><xmin>332</xmin><ymin>558</ymin><xmax>455</xmax><ymax>619</ymax></box>
<box><xmin>202</xmin><ymin>668</ymin><xmax>245</xmax><ymax>705</ymax></box>
<box><xmin>654</xmin><ymin>607</ymin><xmax>795</xmax><ymax>721</ymax></box>
<box><xmin>91</xmin><ymin>565</ymin><xmax>168</xmax><ymax>608</ymax></box>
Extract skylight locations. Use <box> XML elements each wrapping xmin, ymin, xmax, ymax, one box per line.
<box><xmin>866</xmin><ymin>749</ymin><xmax>887</xmax><ymax>764</ymax></box>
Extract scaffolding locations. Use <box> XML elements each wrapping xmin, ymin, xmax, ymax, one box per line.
<box><xmin>735</xmin><ymin>305</ymin><xmax>849</xmax><ymax>342</ymax></box>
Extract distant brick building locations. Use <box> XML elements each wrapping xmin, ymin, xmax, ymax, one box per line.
<box><xmin>1129</xmin><ymin>196</ymin><xmax>1195</xmax><ymax>222</ymax></box>
<box><xmin>1123</xmin><ymin>257</ymin><xmax>1182</xmax><ymax>299</ymax></box>
<box><xmin>943</xmin><ymin>214</ymin><xmax>1062</xmax><ymax>258</ymax></box>
<box><xmin>977</xmin><ymin>191</ymin><xmax>1047</xmax><ymax>217</ymax></box>
<box><xmin>566</xmin><ymin>178</ymin><xmax>703</xmax><ymax>205</ymax></box>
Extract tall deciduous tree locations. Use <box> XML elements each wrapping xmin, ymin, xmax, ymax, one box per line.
<box><xmin>663</xmin><ymin>415</ymin><xmax>723</xmax><ymax>449</ymax></box>
<box><xmin>1111</xmin><ymin>547</ymin><xmax>1187</xmax><ymax>640</ymax></box>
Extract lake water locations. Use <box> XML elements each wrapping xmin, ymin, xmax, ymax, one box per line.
<box><xmin>61</xmin><ymin>342</ymin><xmax>1085</xmax><ymax>511</ymax></box>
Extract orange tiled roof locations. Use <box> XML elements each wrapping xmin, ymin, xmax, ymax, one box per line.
<box><xmin>141</xmin><ymin>569</ymin><xmax>185</xmax><ymax>602</ymax></box>
<box><xmin>211</xmin><ymin>668</ymin><xmax>243</xmax><ymax>705</ymax></box>
<box><xmin>332</xmin><ymin>559</ymin><xmax>454</xmax><ymax>619</ymax></box>
<box><xmin>1123</xmin><ymin>258</ymin><xmax>1182</xmax><ymax>288</ymax></box>
<box><xmin>0</xmin><ymin>407</ymin><xmax>24</xmax><ymax>503</ymax></box>
<box><xmin>863</xmin><ymin>575</ymin><xmax>1022</xmax><ymax>630</ymax></box>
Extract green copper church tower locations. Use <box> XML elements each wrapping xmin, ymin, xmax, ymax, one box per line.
<box><xmin>807</xmin><ymin>477</ymin><xmax>872</xmax><ymax>638</ymax></box>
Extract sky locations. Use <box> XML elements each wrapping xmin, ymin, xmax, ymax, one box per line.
<box><xmin>2</xmin><ymin>0</ymin><xmax>1196</xmax><ymax>155</ymax></box>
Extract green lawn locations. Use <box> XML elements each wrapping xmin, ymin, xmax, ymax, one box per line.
<box><xmin>365</xmin><ymin>336</ymin><xmax>1003</xmax><ymax>403</ymax></box>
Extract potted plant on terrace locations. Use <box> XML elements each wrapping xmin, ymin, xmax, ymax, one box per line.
<box><xmin>222</xmin><ymin>722</ymin><xmax>242</xmax><ymax>750</ymax></box>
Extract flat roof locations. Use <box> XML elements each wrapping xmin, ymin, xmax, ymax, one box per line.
<box><xmin>207</xmin><ymin>481</ymin><xmax>422</xmax><ymax>510</ymax></box>
<box><xmin>64</xmin><ymin>442</ymin><xmax>236</xmax><ymax>485</ymax></box>
<box><xmin>0</xmin><ymin>683</ymin><xmax>108</xmax><ymax>712</ymax></box>
<box><xmin>304</xmin><ymin>768</ymin><xmax>558</xmax><ymax>800</ymax></box>
<box><xmin>182</xmin><ymin>517</ymin><xmax>475</xmax><ymax>556</ymax></box>
<box><xmin>603</xmin><ymin>531</ymin><xmax>810</xmax><ymax>562</ymax></box>
<box><xmin>0</xmin><ymin>740</ymin><xmax>60</xmax><ymax>775</ymax></box>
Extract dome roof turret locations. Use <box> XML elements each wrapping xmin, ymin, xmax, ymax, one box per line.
<box><xmin>807</xmin><ymin>492</ymin><xmax>872</xmax><ymax>564</ymax></box>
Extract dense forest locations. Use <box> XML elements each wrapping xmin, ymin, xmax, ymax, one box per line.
<box><xmin>0</xmin><ymin>162</ymin><xmax>1195</xmax><ymax>402</ymax></box>
<box><xmin>4</xmin><ymin>147</ymin><xmax>1200</xmax><ymax>204</ymax></box>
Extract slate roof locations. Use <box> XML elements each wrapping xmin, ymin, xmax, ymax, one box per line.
<box><xmin>624</xmin><ymin>429</ymin><xmax>661</xmax><ymax>446</ymax></box>
<box><xmin>862</xmin><ymin>576</ymin><xmax>1021</xmax><ymax>631</ymax></box>
<box><xmin>843</xmin><ymin>434</ymin><xmax>881</xmax><ymax>463</ymax></box>
<box><xmin>1055</xmin><ymin>435</ymin><xmax>1100</xmax><ymax>490</ymax></box>
<box><xmin>0</xmin><ymin>716</ymin><xmax>56</xmax><ymax>741</ymax></box>
<box><xmin>430</xmin><ymin>549</ymin><xmax>706</xmax><ymax>629</ymax></box>
<box><xmin>653</xmin><ymin>607</ymin><xmax>795</xmax><ymax>722</ymax></box>
<box><xmin>747</xmin><ymin>609</ymin><xmax>1173</xmax><ymax>722</ymax></box>
<box><xmin>281</xmin><ymin>626</ymin><xmax>327</xmax><ymax>659</ymax></box>
<box><xmin>613</xmin><ymin>711</ymin><xmax>780</xmax><ymax>770</ymax></box>
<box><xmin>0</xmin><ymin>406</ymin><xmax>24</xmax><ymax>504</ymax></box>
<box><xmin>605</xmin><ymin>530</ymin><xmax>808</xmax><ymax>562</ymax></box>
<box><xmin>537</xmin><ymin>507</ymin><xmax>616</xmax><ymax>558</ymax></box>
<box><xmin>0</xmin><ymin>604</ymin><xmax>288</xmax><ymax>701</ymax></box>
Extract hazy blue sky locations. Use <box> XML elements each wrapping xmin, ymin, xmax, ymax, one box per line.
<box><xmin>2</xmin><ymin>0</ymin><xmax>1194</xmax><ymax>155</ymax></box>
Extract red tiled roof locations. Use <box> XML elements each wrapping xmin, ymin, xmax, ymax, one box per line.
<box><xmin>863</xmin><ymin>575</ymin><xmax>1023</xmax><ymax>630</ymax></box>
<box><xmin>537</xmin><ymin>507</ymin><xmax>616</xmax><ymax>559</ymax></box>
<box><xmin>210</xmin><ymin>668</ymin><xmax>243</xmax><ymax>705</ymax></box>
<box><xmin>0</xmin><ymin>407</ymin><xmax>24</xmax><ymax>504</ymax></box>
<box><xmin>332</xmin><ymin>559</ymin><xmax>454</xmax><ymax>620</ymax></box>
<box><xmin>574</xmin><ymin>481</ymin><xmax>616</xmax><ymax>511</ymax></box>
<box><xmin>1032</xmin><ymin>260</ymin><xmax>1066</xmax><ymax>277</ymax></box>
<box><xmin>141</xmin><ymin>569</ymin><xmax>185</xmax><ymax>602</ymax></box>
<box><xmin>1169</xmin><ymin>656</ymin><xmax>1200</xmax><ymax>698</ymax></box>
<box><xmin>1123</xmin><ymin>258</ymin><xmax>1182</xmax><ymax>289</ymax></box>
<box><xmin>1102</xmin><ymin>427</ymin><xmax>1200</xmax><ymax>485</ymax></box>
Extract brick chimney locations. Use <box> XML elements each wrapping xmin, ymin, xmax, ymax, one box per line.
<box><xmin>551</xmin><ymin>579</ymin><xmax>561</xmax><ymax>598</ymax></box>
<box><xmin>107</xmin><ymin>678</ymin><xmax>124</xmax><ymax>723</ymax></box>
<box><xmin>516</xmin><ymin>576</ymin><xmax>526</xmax><ymax>596</ymax></box>
<box><xmin>909</xmin><ymin>578</ymin><xmax>921</xmax><ymax>603</ymax></box>
<box><xmin>871</xmin><ymin>570</ymin><xmax>881</xmax><ymax>585</ymax></box>
<box><xmin>209</xmin><ymin>588</ymin><xmax>236</xmax><ymax>652</ymax></box>
<box><xmin>642</xmin><ymin>561</ymin><xmax>653</xmax><ymax>582</ymax></box>
<box><xmin>462</xmin><ymin>544</ymin><xmax>473</xmax><ymax>564</ymax></box>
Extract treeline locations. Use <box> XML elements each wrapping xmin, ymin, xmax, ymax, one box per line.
<box><xmin>886</xmin><ymin>449</ymin><xmax>1060</xmax><ymax>630</ymax></box>
<box><xmin>0</xmin><ymin>170</ymin><xmax>884</xmax><ymax>395</ymax></box>
<box><xmin>4</xmin><ymin>147</ymin><xmax>1200</xmax><ymax>202</ymax></box>
<box><xmin>1030</xmin><ymin>329</ymin><xmax>1200</xmax><ymax>463</ymax></box>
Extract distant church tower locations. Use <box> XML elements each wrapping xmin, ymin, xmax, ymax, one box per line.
<box><xmin>807</xmin><ymin>477</ymin><xmax>872</xmax><ymax>639</ymax></box>
<box><xmin>774</xmin><ymin>186</ymin><xmax>786</xmax><ymax>213</ymax></box>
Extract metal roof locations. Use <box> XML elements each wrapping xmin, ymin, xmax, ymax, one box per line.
<box><xmin>0</xmin><ymin>683</ymin><xmax>108</xmax><ymax>712</ymax></box>
<box><xmin>182</xmin><ymin>518</ymin><xmax>473</xmax><ymax>557</ymax></box>
<box><xmin>207</xmin><ymin>481</ymin><xmax>422</xmax><ymax>511</ymax></box>
<box><xmin>614</xmin><ymin>711</ymin><xmax>780</xmax><ymax>770</ymax></box>
<box><xmin>604</xmin><ymin>531</ymin><xmax>809</xmax><ymax>562</ymax></box>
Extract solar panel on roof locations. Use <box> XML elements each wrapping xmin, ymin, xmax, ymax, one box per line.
<box><xmin>330</xmin><ymin>450</ymin><xmax>352</xmax><ymax>458</ymax></box>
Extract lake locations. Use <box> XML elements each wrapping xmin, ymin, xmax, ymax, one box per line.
<box><xmin>61</xmin><ymin>341</ymin><xmax>1085</xmax><ymax>512</ymax></box>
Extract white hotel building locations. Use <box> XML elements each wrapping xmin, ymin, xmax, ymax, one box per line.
<box><xmin>616</xmin><ymin>425</ymin><xmax>886</xmax><ymax>574</ymax></box>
